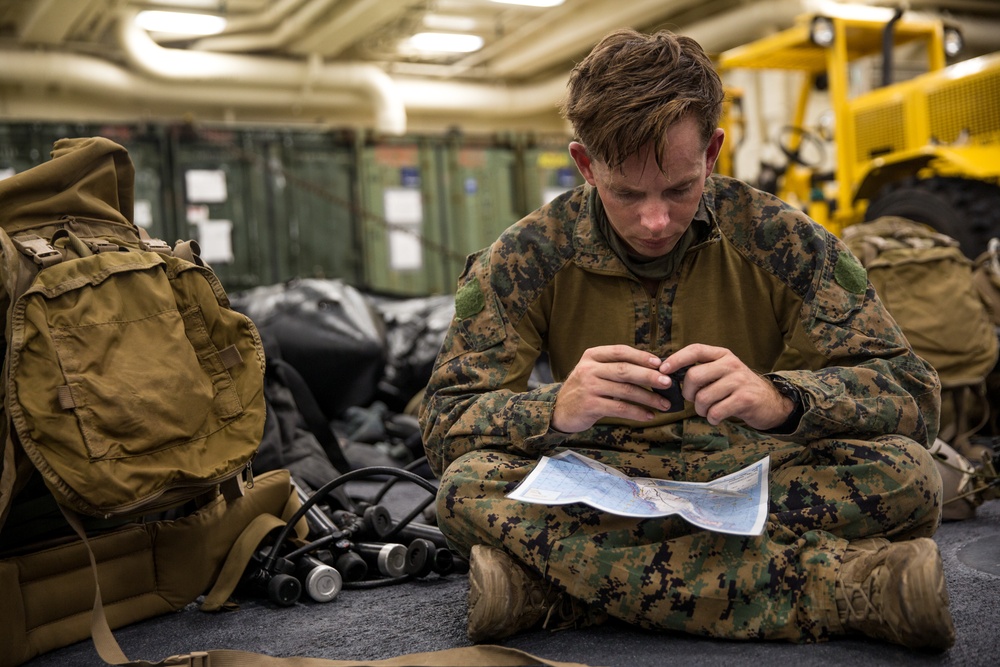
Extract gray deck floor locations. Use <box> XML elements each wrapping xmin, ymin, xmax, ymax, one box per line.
<box><xmin>22</xmin><ymin>481</ymin><xmax>1000</xmax><ymax>667</ymax></box>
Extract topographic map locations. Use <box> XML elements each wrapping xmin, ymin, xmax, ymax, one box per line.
<box><xmin>507</xmin><ymin>450</ymin><xmax>769</xmax><ymax>536</ymax></box>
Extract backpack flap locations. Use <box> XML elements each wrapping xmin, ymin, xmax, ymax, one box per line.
<box><xmin>0</xmin><ymin>137</ymin><xmax>136</xmax><ymax>237</ymax></box>
<box><xmin>6</xmin><ymin>245</ymin><xmax>266</xmax><ymax>518</ymax></box>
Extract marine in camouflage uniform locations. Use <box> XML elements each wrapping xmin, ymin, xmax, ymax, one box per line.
<box><xmin>419</xmin><ymin>27</ymin><xmax>949</xmax><ymax>647</ymax></box>
<box><xmin>418</xmin><ymin>174</ymin><xmax>944</xmax><ymax>643</ymax></box>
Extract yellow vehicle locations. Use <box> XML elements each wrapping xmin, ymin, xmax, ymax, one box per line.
<box><xmin>716</xmin><ymin>8</ymin><xmax>1000</xmax><ymax>258</ymax></box>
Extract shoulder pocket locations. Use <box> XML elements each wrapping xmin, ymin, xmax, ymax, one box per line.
<box><xmin>456</xmin><ymin>285</ymin><xmax>506</xmax><ymax>352</ymax></box>
<box><xmin>811</xmin><ymin>249</ymin><xmax>867</xmax><ymax>324</ymax></box>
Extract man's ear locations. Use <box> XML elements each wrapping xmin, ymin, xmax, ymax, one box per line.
<box><xmin>569</xmin><ymin>142</ymin><xmax>597</xmax><ymax>186</ymax></box>
<box><xmin>704</xmin><ymin>128</ymin><xmax>725</xmax><ymax>176</ymax></box>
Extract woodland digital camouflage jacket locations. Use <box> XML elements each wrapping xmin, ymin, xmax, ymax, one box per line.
<box><xmin>419</xmin><ymin>175</ymin><xmax>941</xmax><ymax>477</ymax></box>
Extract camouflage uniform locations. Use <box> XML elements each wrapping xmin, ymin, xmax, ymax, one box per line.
<box><xmin>418</xmin><ymin>176</ymin><xmax>943</xmax><ymax>642</ymax></box>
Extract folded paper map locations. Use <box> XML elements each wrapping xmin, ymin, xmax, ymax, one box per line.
<box><xmin>507</xmin><ymin>450</ymin><xmax>770</xmax><ymax>536</ymax></box>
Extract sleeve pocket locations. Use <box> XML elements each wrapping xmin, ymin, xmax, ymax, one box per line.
<box><xmin>456</xmin><ymin>289</ymin><xmax>506</xmax><ymax>352</ymax></box>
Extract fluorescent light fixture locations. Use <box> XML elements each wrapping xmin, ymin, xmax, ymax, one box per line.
<box><xmin>490</xmin><ymin>0</ymin><xmax>566</xmax><ymax>6</ymax></box>
<box><xmin>135</xmin><ymin>10</ymin><xmax>227</xmax><ymax>36</ymax></box>
<box><xmin>408</xmin><ymin>32</ymin><xmax>484</xmax><ymax>54</ymax></box>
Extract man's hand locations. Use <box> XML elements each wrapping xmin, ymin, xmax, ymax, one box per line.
<box><xmin>551</xmin><ymin>345</ymin><xmax>674</xmax><ymax>433</ymax></box>
<box><xmin>661</xmin><ymin>343</ymin><xmax>795</xmax><ymax>430</ymax></box>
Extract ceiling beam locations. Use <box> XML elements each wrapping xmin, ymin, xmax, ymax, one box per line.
<box><xmin>17</xmin><ymin>0</ymin><xmax>110</xmax><ymax>45</ymax></box>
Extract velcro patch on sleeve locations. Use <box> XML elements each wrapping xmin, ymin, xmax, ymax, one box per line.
<box><xmin>454</xmin><ymin>278</ymin><xmax>485</xmax><ymax>319</ymax></box>
<box><xmin>834</xmin><ymin>252</ymin><xmax>867</xmax><ymax>294</ymax></box>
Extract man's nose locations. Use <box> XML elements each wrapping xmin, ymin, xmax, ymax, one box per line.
<box><xmin>639</xmin><ymin>202</ymin><xmax>670</xmax><ymax>232</ymax></box>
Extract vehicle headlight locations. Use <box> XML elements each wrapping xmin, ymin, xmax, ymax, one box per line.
<box><xmin>810</xmin><ymin>16</ymin><xmax>835</xmax><ymax>48</ymax></box>
<box><xmin>944</xmin><ymin>27</ymin><xmax>964</xmax><ymax>58</ymax></box>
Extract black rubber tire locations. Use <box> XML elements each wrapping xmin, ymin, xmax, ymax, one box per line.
<box><xmin>865</xmin><ymin>177</ymin><xmax>1000</xmax><ymax>259</ymax></box>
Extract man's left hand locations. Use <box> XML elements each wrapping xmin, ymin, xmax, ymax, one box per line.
<box><xmin>661</xmin><ymin>344</ymin><xmax>795</xmax><ymax>430</ymax></box>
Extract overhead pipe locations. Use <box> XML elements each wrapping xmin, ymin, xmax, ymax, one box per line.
<box><xmin>0</xmin><ymin>49</ymin><xmax>362</xmax><ymax>113</ymax></box>
<box><xmin>293</xmin><ymin>0</ymin><xmax>411</xmax><ymax>58</ymax></box>
<box><xmin>394</xmin><ymin>75</ymin><xmax>570</xmax><ymax>117</ymax></box>
<box><xmin>3</xmin><ymin>1</ymin><xmax>997</xmax><ymax>129</ymax></box>
<box><xmin>117</xmin><ymin>10</ymin><xmax>407</xmax><ymax>135</ymax></box>
<box><xmin>194</xmin><ymin>0</ymin><xmax>306</xmax><ymax>39</ymax></box>
<box><xmin>190</xmin><ymin>0</ymin><xmax>341</xmax><ymax>52</ymax></box>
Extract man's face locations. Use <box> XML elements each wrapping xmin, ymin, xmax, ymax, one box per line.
<box><xmin>570</xmin><ymin>117</ymin><xmax>724</xmax><ymax>259</ymax></box>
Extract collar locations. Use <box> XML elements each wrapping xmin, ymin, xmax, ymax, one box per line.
<box><xmin>571</xmin><ymin>180</ymin><xmax>719</xmax><ymax>276</ymax></box>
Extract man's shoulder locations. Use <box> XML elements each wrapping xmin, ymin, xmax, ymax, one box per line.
<box><xmin>705</xmin><ymin>175</ymin><xmax>837</xmax><ymax>296</ymax></box>
<box><xmin>463</xmin><ymin>185</ymin><xmax>586</xmax><ymax>315</ymax></box>
<box><xmin>707</xmin><ymin>175</ymin><xmax>812</xmax><ymax>237</ymax></box>
<box><xmin>488</xmin><ymin>185</ymin><xmax>586</xmax><ymax>272</ymax></box>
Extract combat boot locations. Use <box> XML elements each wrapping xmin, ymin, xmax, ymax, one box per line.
<box><xmin>466</xmin><ymin>545</ymin><xmax>559</xmax><ymax>642</ymax></box>
<box><xmin>835</xmin><ymin>537</ymin><xmax>955</xmax><ymax>650</ymax></box>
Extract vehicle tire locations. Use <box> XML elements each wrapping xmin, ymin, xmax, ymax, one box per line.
<box><xmin>865</xmin><ymin>177</ymin><xmax>1000</xmax><ymax>259</ymax></box>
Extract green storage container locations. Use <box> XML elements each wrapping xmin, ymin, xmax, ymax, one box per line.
<box><xmin>273</xmin><ymin>130</ymin><xmax>361</xmax><ymax>284</ymax></box>
<box><xmin>169</xmin><ymin>125</ymin><xmax>270</xmax><ymax>292</ymax></box>
<box><xmin>519</xmin><ymin>138</ymin><xmax>582</xmax><ymax>213</ymax></box>
<box><xmin>441</xmin><ymin>138</ymin><xmax>519</xmax><ymax>285</ymax></box>
<box><xmin>358</xmin><ymin>137</ymin><xmax>452</xmax><ymax>296</ymax></box>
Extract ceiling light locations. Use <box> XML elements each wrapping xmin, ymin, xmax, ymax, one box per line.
<box><xmin>490</xmin><ymin>0</ymin><xmax>566</xmax><ymax>7</ymax></box>
<box><xmin>407</xmin><ymin>32</ymin><xmax>484</xmax><ymax>54</ymax></box>
<box><xmin>135</xmin><ymin>10</ymin><xmax>227</xmax><ymax>36</ymax></box>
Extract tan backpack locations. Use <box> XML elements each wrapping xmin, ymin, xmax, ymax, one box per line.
<box><xmin>843</xmin><ymin>217</ymin><xmax>999</xmax><ymax>459</ymax></box>
<box><xmin>0</xmin><ymin>137</ymin><xmax>304</xmax><ymax>667</ymax></box>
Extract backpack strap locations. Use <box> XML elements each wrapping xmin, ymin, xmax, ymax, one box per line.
<box><xmin>58</xmin><ymin>505</ymin><xmax>131</xmax><ymax>665</ymax></box>
<box><xmin>11</xmin><ymin>235</ymin><xmax>63</xmax><ymax>268</ymax></box>
<box><xmin>55</xmin><ymin>472</ymin><xmax>309</xmax><ymax>667</ymax></box>
<box><xmin>198</xmin><ymin>492</ymin><xmax>302</xmax><ymax>612</ymax></box>
<box><xmin>271</xmin><ymin>357</ymin><xmax>353</xmax><ymax>474</ymax></box>
<box><xmin>103</xmin><ymin>644</ymin><xmax>594</xmax><ymax>667</ymax></box>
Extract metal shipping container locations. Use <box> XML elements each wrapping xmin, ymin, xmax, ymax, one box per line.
<box><xmin>357</xmin><ymin>137</ymin><xmax>453</xmax><ymax>296</ymax></box>
<box><xmin>441</xmin><ymin>138</ymin><xmax>519</xmax><ymax>284</ymax></box>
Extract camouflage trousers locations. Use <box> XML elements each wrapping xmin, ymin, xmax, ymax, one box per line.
<box><xmin>435</xmin><ymin>421</ymin><xmax>943</xmax><ymax>643</ymax></box>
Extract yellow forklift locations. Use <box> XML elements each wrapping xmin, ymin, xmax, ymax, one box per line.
<box><xmin>716</xmin><ymin>7</ymin><xmax>1000</xmax><ymax>258</ymax></box>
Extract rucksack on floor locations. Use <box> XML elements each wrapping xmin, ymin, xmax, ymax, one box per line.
<box><xmin>843</xmin><ymin>217</ymin><xmax>999</xmax><ymax>478</ymax></box>
<box><xmin>0</xmin><ymin>137</ymin><xmax>303</xmax><ymax>667</ymax></box>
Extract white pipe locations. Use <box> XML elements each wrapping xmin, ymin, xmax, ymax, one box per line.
<box><xmin>294</xmin><ymin>0</ymin><xmax>408</xmax><ymax>58</ymax></box>
<box><xmin>394</xmin><ymin>75</ymin><xmax>570</xmax><ymax>116</ymax></box>
<box><xmin>682</xmin><ymin>0</ymin><xmax>809</xmax><ymax>53</ymax></box>
<box><xmin>0</xmin><ymin>50</ymin><xmax>361</xmax><ymax>113</ymax></box>
<box><xmin>4</xmin><ymin>2</ymin><xmax>997</xmax><ymax>130</ymax></box>
<box><xmin>191</xmin><ymin>0</ymin><xmax>340</xmax><ymax>52</ymax></box>
<box><xmin>197</xmin><ymin>0</ymin><xmax>305</xmax><ymax>37</ymax></box>
<box><xmin>117</xmin><ymin>11</ymin><xmax>407</xmax><ymax>135</ymax></box>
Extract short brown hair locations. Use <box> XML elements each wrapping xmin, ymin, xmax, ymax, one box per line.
<box><xmin>559</xmin><ymin>28</ymin><xmax>724</xmax><ymax>171</ymax></box>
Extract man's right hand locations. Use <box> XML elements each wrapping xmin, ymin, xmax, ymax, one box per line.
<box><xmin>550</xmin><ymin>344</ymin><xmax>674</xmax><ymax>433</ymax></box>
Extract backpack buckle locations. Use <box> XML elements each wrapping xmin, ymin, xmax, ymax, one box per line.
<box><xmin>14</xmin><ymin>235</ymin><xmax>63</xmax><ymax>268</ymax></box>
<box><xmin>87</xmin><ymin>239</ymin><xmax>121</xmax><ymax>253</ymax></box>
<box><xmin>141</xmin><ymin>237</ymin><xmax>172</xmax><ymax>254</ymax></box>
